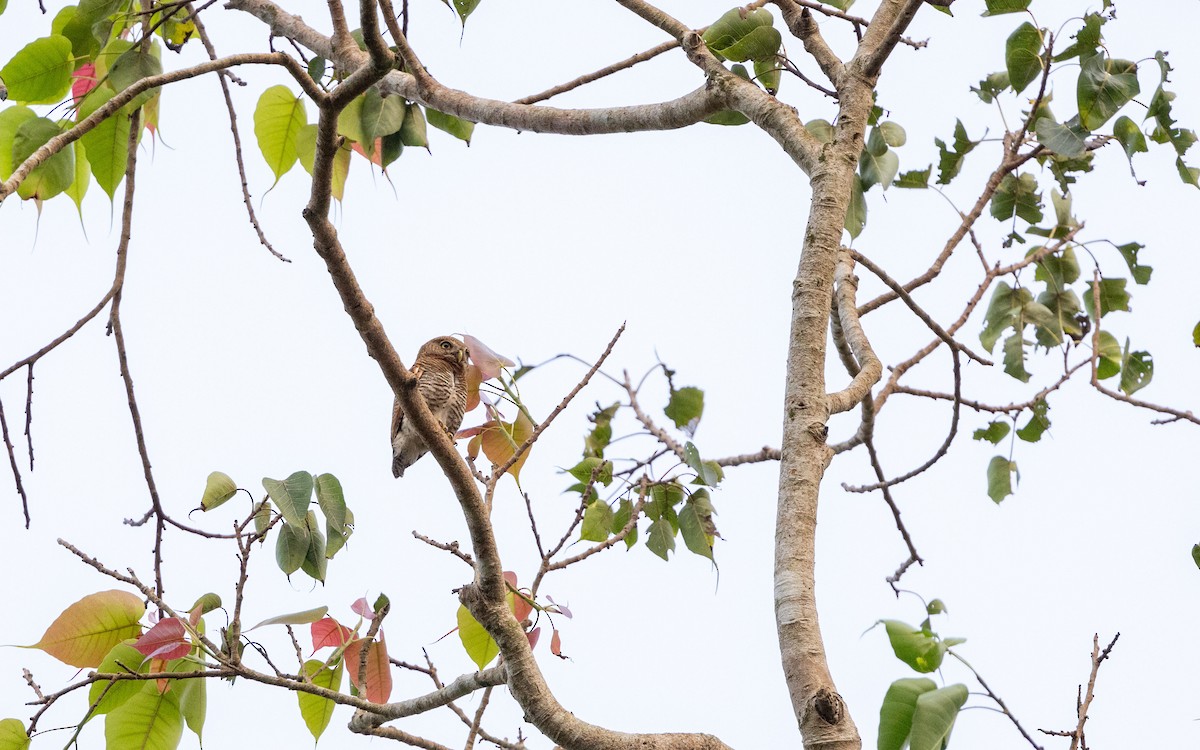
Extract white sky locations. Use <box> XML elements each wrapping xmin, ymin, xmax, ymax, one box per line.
<box><xmin>1</xmin><ymin>1</ymin><xmax>1199</xmax><ymax>748</ymax></box>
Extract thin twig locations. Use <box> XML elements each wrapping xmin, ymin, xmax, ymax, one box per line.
<box><xmin>0</xmin><ymin>399</ymin><xmax>29</xmax><ymax>528</ymax></box>
<box><xmin>413</xmin><ymin>531</ymin><xmax>476</xmax><ymax>567</ymax></box>
<box><xmin>951</xmin><ymin>652</ymin><xmax>1044</xmax><ymax>750</ymax></box>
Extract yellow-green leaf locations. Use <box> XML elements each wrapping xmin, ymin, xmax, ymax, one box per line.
<box><xmin>105</xmin><ymin>681</ymin><xmax>183</xmax><ymax>750</ymax></box>
<box><xmin>12</xmin><ymin>116</ymin><xmax>74</xmax><ymax>201</ymax></box>
<box><xmin>0</xmin><ymin>105</ymin><xmax>37</xmax><ymax>180</ymax></box>
<box><xmin>456</xmin><ymin>605</ymin><xmax>499</xmax><ymax>669</ymax></box>
<box><xmin>298</xmin><ymin>658</ymin><xmax>344</xmax><ymax>740</ymax></box>
<box><xmin>0</xmin><ymin>718</ymin><xmax>30</xmax><ymax>750</ymax></box>
<box><xmin>29</xmin><ymin>590</ymin><xmax>144</xmax><ymax>668</ymax></box>
<box><xmin>253</xmin><ymin>85</ymin><xmax>306</xmax><ymax>186</ymax></box>
<box><xmin>200</xmin><ymin>471</ymin><xmax>237</xmax><ymax>511</ymax></box>
<box><xmin>0</xmin><ymin>35</ymin><xmax>74</xmax><ymax>104</ymax></box>
<box><xmin>88</xmin><ymin>641</ymin><xmax>146</xmax><ymax>716</ymax></box>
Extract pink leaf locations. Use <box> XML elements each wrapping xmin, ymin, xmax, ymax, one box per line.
<box><xmin>550</xmin><ymin>629</ymin><xmax>565</xmax><ymax>659</ymax></box>
<box><xmin>526</xmin><ymin>626</ymin><xmax>541</xmax><ymax>650</ymax></box>
<box><xmin>311</xmin><ymin>617</ymin><xmax>355</xmax><ymax>650</ymax></box>
<box><xmin>351</xmin><ymin>597</ymin><xmax>374</xmax><ymax>620</ymax></box>
<box><xmin>71</xmin><ymin>64</ymin><xmax>97</xmax><ymax>102</ymax></box>
<box><xmin>546</xmin><ymin>595</ymin><xmax>573</xmax><ymax>619</ymax></box>
<box><xmin>462</xmin><ymin>335</ymin><xmax>514</xmax><ymax>381</ymax></box>
<box><xmin>344</xmin><ymin>633</ymin><xmax>393</xmax><ymax>703</ymax></box>
<box><xmin>133</xmin><ymin>618</ymin><xmax>190</xmax><ymax>661</ymax></box>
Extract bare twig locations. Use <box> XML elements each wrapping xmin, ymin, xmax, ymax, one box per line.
<box><xmin>1038</xmin><ymin>633</ymin><xmax>1120</xmax><ymax>750</ymax></box>
<box><xmin>951</xmin><ymin>652</ymin><xmax>1044</xmax><ymax>750</ymax></box>
<box><xmin>0</xmin><ymin>399</ymin><xmax>29</xmax><ymax>528</ymax></box>
<box><xmin>413</xmin><ymin>531</ymin><xmax>476</xmax><ymax>567</ymax></box>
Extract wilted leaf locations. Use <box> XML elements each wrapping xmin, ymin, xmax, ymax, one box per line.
<box><xmin>200</xmin><ymin>471</ymin><xmax>237</xmax><ymax>511</ymax></box>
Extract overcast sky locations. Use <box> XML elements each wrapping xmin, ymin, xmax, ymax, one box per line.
<box><xmin>2</xmin><ymin>1</ymin><xmax>1199</xmax><ymax>748</ymax></box>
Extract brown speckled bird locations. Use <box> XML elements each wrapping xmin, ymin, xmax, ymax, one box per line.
<box><xmin>391</xmin><ymin>336</ymin><xmax>469</xmax><ymax>478</ymax></box>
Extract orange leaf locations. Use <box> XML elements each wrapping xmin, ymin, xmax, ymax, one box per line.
<box><xmin>344</xmin><ymin>633</ymin><xmax>392</xmax><ymax>703</ymax></box>
<box><xmin>551</xmin><ymin>629</ymin><xmax>565</xmax><ymax>659</ymax></box>
<box><xmin>465</xmin><ymin>364</ymin><xmax>482</xmax><ymax>412</ymax></box>
<box><xmin>479</xmin><ymin>409</ymin><xmax>534</xmax><ymax>482</ymax></box>
<box><xmin>29</xmin><ymin>590</ymin><xmax>144</xmax><ymax>668</ymax></box>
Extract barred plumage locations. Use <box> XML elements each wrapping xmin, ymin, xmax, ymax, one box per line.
<box><xmin>391</xmin><ymin>336</ymin><xmax>469</xmax><ymax>478</ymax></box>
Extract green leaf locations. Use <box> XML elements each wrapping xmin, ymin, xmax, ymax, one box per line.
<box><xmin>0</xmin><ymin>719</ymin><xmax>30</xmax><ymax>750</ymax></box>
<box><xmin>108</xmin><ymin>43</ymin><xmax>163</xmax><ymax>110</ymax></box>
<box><xmin>201</xmin><ymin>471</ymin><xmax>237</xmax><ymax>511</ymax></box>
<box><xmin>65</xmin><ymin>139</ymin><xmax>90</xmax><ymax>214</ymax></box>
<box><xmin>1077</xmin><ymin>54</ymin><xmax>1140</xmax><ymax>131</ymax></box>
<box><xmin>1119</xmin><ymin>340</ymin><xmax>1153</xmax><ymax>395</ymax></box>
<box><xmin>262</xmin><ymin>471</ymin><xmax>313</xmax><ymax>526</ymax></box>
<box><xmin>105</xmin><ymin>682</ymin><xmax>183</xmax><ymax>750</ymax></box>
<box><xmin>456</xmin><ymin>605</ymin><xmax>499</xmax><ymax>668</ymax></box>
<box><xmin>12</xmin><ymin>117</ymin><xmax>74</xmax><ymax>201</ymax></box>
<box><xmin>360</xmin><ymin>88</ymin><xmax>406</xmax><ymax>142</ymax></box>
<box><xmin>972</xmin><ymin>421</ymin><xmax>1010</xmax><ymax>445</ymax></box>
<box><xmin>1113</xmin><ymin>115</ymin><xmax>1148</xmax><ymax>169</ymax></box>
<box><xmin>881</xmin><ymin>620</ymin><xmax>948</xmax><ymax>673</ymax></box>
<box><xmin>859</xmin><ymin>145</ymin><xmax>899</xmax><ymax>192</ymax></box>
<box><xmin>877</xmin><ymin>678</ymin><xmax>937</xmax><ymax>750</ymax></box>
<box><xmin>28</xmin><ymin>590</ymin><xmax>144</xmax><ymax>668</ymax></box>
<box><xmin>314</xmin><ymin>473</ymin><xmax>347</xmax><ymax>533</ymax></box>
<box><xmin>876</xmin><ymin>121</ymin><xmax>906</xmax><ymax>147</ymax></box>
<box><xmin>78</xmin><ymin>86</ymin><xmax>133</xmax><ymax>199</ymax></box>
<box><xmin>453</xmin><ymin>0</ymin><xmax>482</xmax><ymax>24</ymax></box>
<box><xmin>612</xmin><ymin>497</ymin><xmax>635</xmax><ymax>539</ymax></box>
<box><xmin>683</xmin><ymin>442</ymin><xmax>721</xmax><ymax>486</ymax></box>
<box><xmin>704</xmin><ymin>109</ymin><xmax>750</xmax><ymax>127</ymax></box>
<box><xmin>805</xmin><ymin>118</ymin><xmax>834</xmax><ymax>144</ymax></box>
<box><xmin>306</xmin><ymin>56</ymin><xmax>326</xmax><ymax>83</ymax></box>
<box><xmin>89</xmin><ymin>642</ymin><xmax>148</xmax><ymax>716</ymax></box>
<box><xmin>1192</xmin><ymin>544</ymin><xmax>1200</xmax><ymax>570</ymax></box>
<box><xmin>580</xmin><ymin>499</ymin><xmax>614</xmax><ymax>542</ymax></box>
<box><xmin>646</xmin><ymin>518</ymin><xmax>676</xmax><ymax>561</ymax></box>
<box><xmin>253</xmin><ymin>85</ymin><xmax>306</xmax><ymax>186</ymax></box>
<box><xmin>987</xmin><ymin>455</ymin><xmax>1016</xmax><ymax>503</ymax></box>
<box><xmin>1016</xmin><ymin>399</ymin><xmax>1050</xmax><ymax>442</ymax></box>
<box><xmin>300</xmin><ymin>511</ymin><xmax>328</xmax><ymax>582</ymax></box>
<box><xmin>298</xmin><ymin>658</ymin><xmax>344</xmax><ymax>741</ymax></box>
<box><xmin>753</xmin><ymin>56</ymin><xmax>782</xmax><ymax>94</ymax></box>
<box><xmin>1096</xmin><ymin>330</ymin><xmax>1122</xmax><ymax>379</ymax></box>
<box><xmin>1083</xmin><ymin>278</ymin><xmax>1130</xmax><ymax>320</ymax></box>
<box><xmin>990</xmin><ymin>172</ymin><xmax>1043</xmax><ymax>224</ymax></box>
<box><xmin>980</xmin><ymin>282</ymin><xmax>1029</xmax><ymax>352</ymax></box>
<box><xmin>0</xmin><ymin>105</ymin><xmax>37</xmax><ymax>180</ymax></box>
<box><xmin>1002</xmin><ymin>332</ymin><xmax>1030</xmax><ymax>383</ymax></box>
<box><xmin>1193</xmin><ymin>321</ymin><xmax>1200</xmax><ymax>348</ymax></box>
<box><xmin>910</xmin><ymin>684</ymin><xmax>968</xmax><ymax>750</ymax></box>
<box><xmin>275</xmin><ymin>520</ymin><xmax>310</xmax><ymax>575</ymax></box>
<box><xmin>982</xmin><ymin>0</ymin><xmax>1030</xmax><ymax>15</ymax></box>
<box><xmin>1035</xmin><ymin>117</ymin><xmax>1086</xmax><ymax>158</ymax></box>
<box><xmin>425</xmin><ymin>108</ymin><xmax>474</xmax><ymax>144</ymax></box>
<box><xmin>247</xmin><ymin>606</ymin><xmax>329</xmax><ymax>631</ymax></box>
<box><xmin>1053</xmin><ymin>12</ymin><xmax>1104</xmax><ymax>63</ymax></box>
<box><xmin>895</xmin><ymin>167</ymin><xmax>930</xmax><ymax>189</ymax></box>
<box><xmin>678</xmin><ymin>491</ymin><xmax>716</xmax><ymax>560</ymax></box>
<box><xmin>972</xmin><ymin>71</ymin><xmax>1010</xmax><ymax>103</ymax></box>
<box><xmin>400</xmin><ymin>102</ymin><xmax>429</xmax><ymax>149</ymax></box>
<box><xmin>845</xmin><ymin>174</ymin><xmax>867</xmax><ymax>238</ymax></box>
<box><xmin>327</xmin><ymin>506</ymin><xmax>354</xmax><ymax>559</ymax></box>
<box><xmin>935</xmin><ymin>120</ymin><xmax>978</xmax><ymax>184</ymax></box>
<box><xmin>1005</xmin><ymin>22</ymin><xmax>1043</xmax><ymax>94</ymax></box>
<box><xmin>702</xmin><ymin>8</ymin><xmax>780</xmax><ymax>63</ymax></box>
<box><xmin>0</xmin><ymin>35</ymin><xmax>74</xmax><ymax>104</ymax></box>
<box><xmin>664</xmin><ymin>386</ymin><xmax>704</xmax><ymax>435</ymax></box>
<box><xmin>1114</xmin><ymin>242</ymin><xmax>1151</xmax><ymax>285</ymax></box>
<box><xmin>566</xmin><ymin>457</ymin><xmax>613</xmax><ymax>487</ymax></box>
<box><xmin>173</xmin><ymin>669</ymin><xmax>206</xmax><ymax>742</ymax></box>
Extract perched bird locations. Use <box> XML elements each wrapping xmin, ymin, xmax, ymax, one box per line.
<box><xmin>391</xmin><ymin>336</ymin><xmax>469</xmax><ymax>478</ymax></box>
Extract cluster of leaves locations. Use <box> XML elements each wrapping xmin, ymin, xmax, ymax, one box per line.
<box><xmin>808</xmin><ymin>107</ymin><xmax>908</xmax><ymax>238</ymax></box>
<box><xmin>454</xmin><ymin>336</ymin><xmax>538</xmax><ymax>484</ymax></box>
<box><xmin>565</xmin><ymin>378</ymin><xmax>721</xmax><ymax>564</ymax></box>
<box><xmin>3</xmin><ymin>589</ymin><xmax>220</xmax><ymax>749</ymax></box>
<box><xmin>253</xmin><ymin>68</ymin><xmax>473</xmax><ymax>200</ymax></box>
<box><xmin>201</xmin><ymin>469</ymin><xmax>353</xmax><ymax>584</ymax></box>
<box><xmin>0</xmin><ymin>1</ymin><xmax>193</xmax><ymax>207</ymax></box>
<box><xmin>875</xmin><ymin>600</ymin><xmax>969</xmax><ymax>750</ymax></box>
<box><xmin>701</xmin><ymin>8</ymin><xmax>784</xmax><ymax>124</ymax></box>
<box><xmin>455</xmin><ymin>572</ymin><xmax>571</xmax><ymax>669</ymax></box>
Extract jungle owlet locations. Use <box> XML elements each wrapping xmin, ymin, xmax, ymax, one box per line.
<box><xmin>391</xmin><ymin>336</ymin><xmax>469</xmax><ymax>478</ymax></box>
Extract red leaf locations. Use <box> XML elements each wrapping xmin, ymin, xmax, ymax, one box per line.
<box><xmin>311</xmin><ymin>617</ymin><xmax>355</xmax><ymax>651</ymax></box>
<box><xmin>133</xmin><ymin>618</ymin><xmax>190</xmax><ymax>661</ymax></box>
<box><xmin>526</xmin><ymin>626</ymin><xmax>541</xmax><ymax>650</ymax></box>
<box><xmin>344</xmin><ymin>633</ymin><xmax>392</xmax><ymax>703</ymax></box>
<box><xmin>71</xmin><ymin>64</ymin><xmax>97</xmax><ymax>103</ymax></box>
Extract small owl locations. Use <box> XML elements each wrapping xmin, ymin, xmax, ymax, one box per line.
<box><xmin>391</xmin><ymin>336</ymin><xmax>470</xmax><ymax>478</ymax></box>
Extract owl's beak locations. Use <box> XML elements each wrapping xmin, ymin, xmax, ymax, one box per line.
<box><xmin>457</xmin><ymin>349</ymin><xmax>467</xmax><ymax>363</ymax></box>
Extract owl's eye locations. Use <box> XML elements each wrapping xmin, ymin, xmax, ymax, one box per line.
<box><xmin>440</xmin><ymin>341</ymin><xmax>453</xmax><ymax>350</ymax></box>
